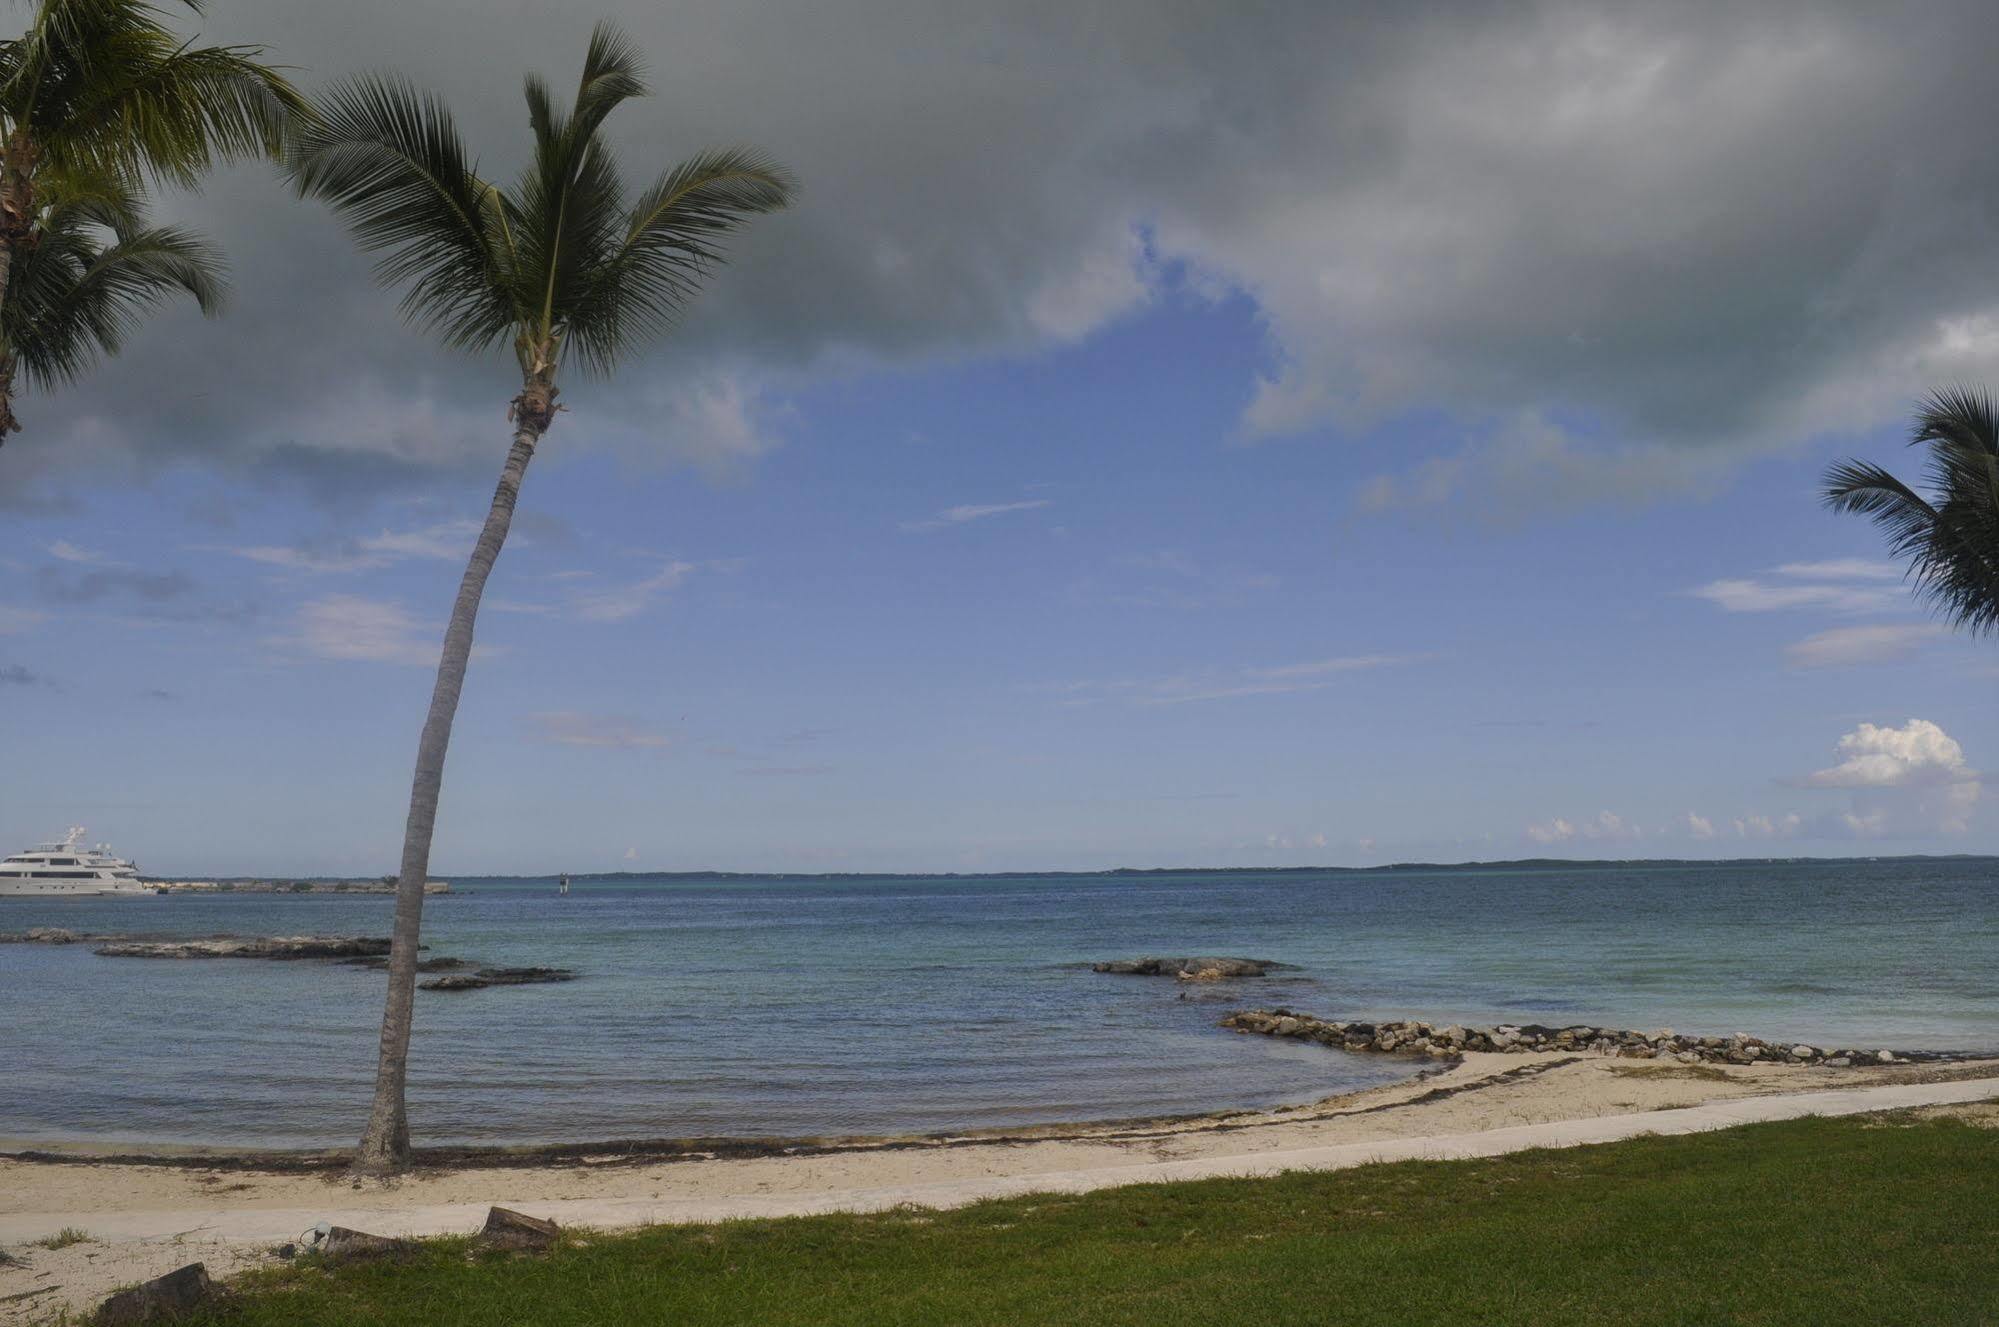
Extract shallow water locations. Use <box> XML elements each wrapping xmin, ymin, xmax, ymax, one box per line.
<box><xmin>3</xmin><ymin>859</ymin><xmax>1995</xmax><ymax>1148</ymax></box>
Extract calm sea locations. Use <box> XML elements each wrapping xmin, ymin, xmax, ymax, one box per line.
<box><xmin>4</xmin><ymin>859</ymin><xmax>1995</xmax><ymax>1149</ymax></box>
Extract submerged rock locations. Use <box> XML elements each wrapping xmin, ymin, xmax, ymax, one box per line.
<box><xmin>92</xmin><ymin>936</ymin><xmax>393</xmax><ymax>960</ymax></box>
<box><xmin>420</xmin><ymin>966</ymin><xmax>577</xmax><ymax>992</ymax></box>
<box><xmin>1092</xmin><ymin>956</ymin><xmax>1286</xmax><ymax>981</ymax></box>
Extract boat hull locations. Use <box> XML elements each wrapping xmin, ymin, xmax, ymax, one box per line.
<box><xmin>0</xmin><ymin>878</ymin><xmax>156</xmax><ymax>897</ymax></box>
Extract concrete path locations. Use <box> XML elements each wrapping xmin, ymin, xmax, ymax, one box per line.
<box><xmin>6</xmin><ymin>1076</ymin><xmax>1995</xmax><ymax>1248</ymax></box>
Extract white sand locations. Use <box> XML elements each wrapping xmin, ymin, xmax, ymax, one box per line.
<box><xmin>4</xmin><ymin>1054</ymin><xmax>1995</xmax><ymax>1323</ymax></box>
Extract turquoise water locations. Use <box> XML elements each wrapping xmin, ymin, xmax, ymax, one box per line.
<box><xmin>3</xmin><ymin>859</ymin><xmax>1995</xmax><ymax>1148</ymax></box>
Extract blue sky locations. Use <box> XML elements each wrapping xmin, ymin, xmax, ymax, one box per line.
<box><xmin>2</xmin><ymin>2</ymin><xmax>1995</xmax><ymax>874</ymax></box>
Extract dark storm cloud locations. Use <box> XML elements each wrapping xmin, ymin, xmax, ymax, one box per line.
<box><xmin>7</xmin><ymin>0</ymin><xmax>1999</xmax><ymax>505</ymax></box>
<box><xmin>0</xmin><ymin>663</ymin><xmax>48</xmax><ymax>687</ymax></box>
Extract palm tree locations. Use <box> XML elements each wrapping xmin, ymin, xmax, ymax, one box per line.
<box><xmin>0</xmin><ymin>174</ymin><xmax>223</xmax><ymax>431</ymax></box>
<box><xmin>0</xmin><ymin>0</ymin><xmax>301</xmax><ymax>443</ymax></box>
<box><xmin>290</xmin><ymin>23</ymin><xmax>793</xmax><ymax>1174</ymax></box>
<box><xmin>1823</xmin><ymin>387</ymin><xmax>1999</xmax><ymax>634</ymax></box>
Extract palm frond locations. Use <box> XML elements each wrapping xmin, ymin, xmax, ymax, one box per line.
<box><xmin>288</xmin><ymin>74</ymin><xmax>519</xmax><ymax>352</ymax></box>
<box><xmin>301</xmin><ymin>33</ymin><xmax>792</xmax><ymax>395</ymax></box>
<box><xmin>6</xmin><ymin>194</ymin><xmax>223</xmax><ymax>387</ymax></box>
<box><xmin>1823</xmin><ymin>423</ymin><xmax>1999</xmax><ymax>635</ymax></box>
<box><xmin>5</xmin><ymin>0</ymin><xmax>303</xmax><ymax>184</ymax></box>
<box><xmin>563</xmin><ymin>147</ymin><xmax>793</xmax><ymax>374</ymax></box>
<box><xmin>568</xmin><ymin>22</ymin><xmax>646</xmax><ymax>145</ymax></box>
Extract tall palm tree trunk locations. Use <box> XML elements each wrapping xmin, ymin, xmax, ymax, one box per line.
<box><xmin>353</xmin><ymin>383</ymin><xmax>552</xmax><ymax>1174</ymax></box>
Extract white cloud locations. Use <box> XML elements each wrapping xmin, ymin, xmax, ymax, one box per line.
<box><xmin>48</xmin><ymin>540</ymin><xmax>123</xmax><ymax>567</ymax></box>
<box><xmin>1025</xmin><ymin>227</ymin><xmax>1152</xmax><ymax>340</ymax></box>
<box><xmin>568</xmin><ymin>561</ymin><xmax>697</xmax><ymax>622</ymax></box>
<box><xmin>1772</xmin><ymin>559</ymin><xmax>1903</xmax><ymax>582</ymax></box>
<box><xmin>1246</xmin><ymin>653</ymin><xmax>1426</xmax><ymax>681</ymax></box>
<box><xmin>1802</xmin><ymin>719</ymin><xmax>1972</xmax><ymax>790</ymax></box>
<box><xmin>213</xmin><ymin>519</ymin><xmax>481</xmax><ymax>575</ymax></box>
<box><xmin>1683</xmin><ymin>812</ymin><xmax>1716</xmax><ymax>840</ymax></box>
<box><xmin>902</xmin><ymin>499</ymin><xmax>1052</xmax><ymax>533</ymax></box>
<box><xmin>1784</xmin><ymin>624</ymin><xmax>1940</xmax><ymax>668</ymax></box>
<box><xmin>1525</xmin><ymin>810</ymin><xmax>1640</xmax><ymax>846</ymax></box>
<box><xmin>1051</xmin><ymin>653</ymin><xmax>1419</xmax><ymax>707</ymax></box>
<box><xmin>358</xmin><ymin>519</ymin><xmax>480</xmax><ymax>562</ymax></box>
<box><xmin>225</xmin><ymin>546</ymin><xmax>386</xmax><ymax>574</ymax></box>
<box><xmin>279</xmin><ymin>594</ymin><xmax>442</xmax><ymax>666</ymax></box>
<box><xmin>639</xmin><ymin>370</ymin><xmax>787</xmax><ymax>478</ymax></box>
<box><xmin>1688</xmin><ymin>578</ymin><xmax>1894</xmax><ymax>614</ymax></box>
<box><xmin>529</xmin><ymin>712</ymin><xmax>670</xmax><ymax>750</ymax></box>
<box><xmin>1732</xmin><ymin>813</ymin><xmax>1803</xmax><ymax>840</ymax></box>
<box><xmin>1796</xmin><ymin>718</ymin><xmax>1980</xmax><ymax>836</ymax></box>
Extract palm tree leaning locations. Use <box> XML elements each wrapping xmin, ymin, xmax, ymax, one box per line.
<box><xmin>2</xmin><ymin>175</ymin><xmax>223</xmax><ymax>414</ymax></box>
<box><xmin>0</xmin><ymin>0</ymin><xmax>300</xmax><ymax>442</ymax></box>
<box><xmin>291</xmin><ymin>23</ymin><xmax>793</xmax><ymax>1175</ymax></box>
<box><xmin>1823</xmin><ymin>386</ymin><xmax>1999</xmax><ymax>632</ymax></box>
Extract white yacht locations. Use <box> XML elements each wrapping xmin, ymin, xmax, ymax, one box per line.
<box><xmin>0</xmin><ymin>828</ymin><xmax>153</xmax><ymax>896</ymax></box>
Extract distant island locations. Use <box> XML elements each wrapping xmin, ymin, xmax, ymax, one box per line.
<box><xmin>391</xmin><ymin>854</ymin><xmax>1999</xmax><ymax>883</ymax></box>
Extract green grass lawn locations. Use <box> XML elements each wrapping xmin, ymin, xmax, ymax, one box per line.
<box><xmin>179</xmin><ymin>1114</ymin><xmax>1998</xmax><ymax>1327</ymax></box>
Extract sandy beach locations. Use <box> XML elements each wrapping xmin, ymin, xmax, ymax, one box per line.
<box><xmin>6</xmin><ymin>1051</ymin><xmax>1996</xmax><ymax>1322</ymax></box>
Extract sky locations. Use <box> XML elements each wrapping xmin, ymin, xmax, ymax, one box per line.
<box><xmin>3</xmin><ymin>0</ymin><xmax>1998</xmax><ymax>876</ymax></box>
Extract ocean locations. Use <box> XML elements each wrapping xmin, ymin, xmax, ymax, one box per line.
<box><xmin>3</xmin><ymin>858</ymin><xmax>1995</xmax><ymax>1149</ymax></box>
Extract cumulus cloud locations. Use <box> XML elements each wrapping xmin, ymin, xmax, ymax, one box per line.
<box><xmin>528</xmin><ymin>712</ymin><xmax>670</xmax><ymax>749</ymax></box>
<box><xmin>1796</xmin><ymin>718</ymin><xmax>1980</xmax><ymax>836</ymax></box>
<box><xmin>1683</xmin><ymin>812</ymin><xmax>1716</xmax><ymax>841</ymax></box>
<box><xmin>1732</xmin><ymin>813</ymin><xmax>1803</xmax><ymax>841</ymax></box>
<box><xmin>1784</xmin><ymin>624</ymin><xmax>1940</xmax><ymax>668</ymax></box>
<box><xmin>1524</xmin><ymin>811</ymin><xmax>1640</xmax><ymax>846</ymax></box>
<box><xmin>1801</xmin><ymin>719</ymin><xmax>1972</xmax><ymax>790</ymax></box>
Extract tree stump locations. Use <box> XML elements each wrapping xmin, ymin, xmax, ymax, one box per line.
<box><xmin>478</xmin><ymin>1206</ymin><xmax>559</xmax><ymax>1253</ymax></box>
<box><xmin>95</xmin><ymin>1262</ymin><xmax>213</xmax><ymax>1325</ymax></box>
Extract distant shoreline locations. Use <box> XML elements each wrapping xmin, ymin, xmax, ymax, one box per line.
<box><xmin>151</xmin><ymin>853</ymin><xmax>1999</xmax><ymax>886</ymax></box>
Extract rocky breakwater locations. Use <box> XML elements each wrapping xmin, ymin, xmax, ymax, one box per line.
<box><xmin>90</xmin><ymin>935</ymin><xmax>394</xmax><ymax>960</ymax></box>
<box><xmin>1093</xmin><ymin>957</ymin><xmax>1289</xmax><ymax>982</ymax></box>
<box><xmin>1223</xmin><ymin>1009</ymin><xmax>1930</xmax><ymax>1068</ymax></box>
<box><xmin>420</xmin><ymin>966</ymin><xmax>577</xmax><ymax>992</ymax></box>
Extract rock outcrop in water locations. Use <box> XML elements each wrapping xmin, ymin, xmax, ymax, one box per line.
<box><xmin>0</xmin><ymin>927</ymin><xmax>90</xmax><ymax>944</ymax></box>
<box><xmin>339</xmin><ymin>955</ymin><xmax>473</xmax><ymax>973</ymax></box>
<box><xmin>91</xmin><ymin>936</ymin><xmax>393</xmax><ymax>960</ymax></box>
<box><xmin>1093</xmin><ymin>956</ymin><xmax>1287</xmax><ymax>981</ymax></box>
<box><xmin>1223</xmin><ymin>1008</ymin><xmax>1935</xmax><ymax>1067</ymax></box>
<box><xmin>419</xmin><ymin>966</ymin><xmax>576</xmax><ymax>992</ymax></box>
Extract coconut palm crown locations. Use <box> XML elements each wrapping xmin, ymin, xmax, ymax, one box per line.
<box><xmin>292</xmin><ymin>24</ymin><xmax>790</xmax><ymax>437</ymax></box>
<box><xmin>1822</xmin><ymin>387</ymin><xmax>1999</xmax><ymax>636</ymax></box>
<box><xmin>289</xmin><ymin>22</ymin><xmax>792</xmax><ymax>1174</ymax></box>
<box><xmin>0</xmin><ymin>1</ymin><xmax>299</xmax><ymax>438</ymax></box>
<box><xmin>0</xmin><ymin>174</ymin><xmax>223</xmax><ymax>429</ymax></box>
